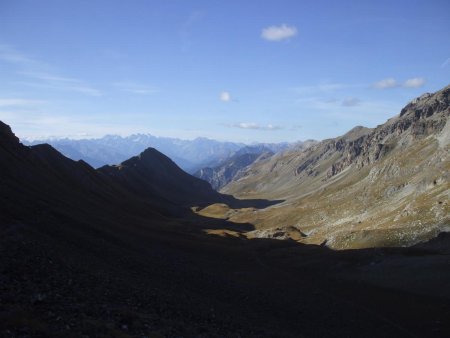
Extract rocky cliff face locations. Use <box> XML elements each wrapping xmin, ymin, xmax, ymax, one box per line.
<box><xmin>326</xmin><ymin>86</ymin><xmax>449</xmax><ymax>177</ymax></box>
<box><xmin>194</xmin><ymin>151</ymin><xmax>273</xmax><ymax>190</ymax></box>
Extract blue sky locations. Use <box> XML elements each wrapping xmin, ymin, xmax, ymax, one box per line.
<box><xmin>0</xmin><ymin>0</ymin><xmax>449</xmax><ymax>142</ymax></box>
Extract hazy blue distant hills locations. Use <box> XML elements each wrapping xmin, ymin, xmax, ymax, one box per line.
<box><xmin>23</xmin><ymin>134</ymin><xmax>294</xmax><ymax>173</ymax></box>
<box><xmin>23</xmin><ymin>134</ymin><xmax>244</xmax><ymax>172</ymax></box>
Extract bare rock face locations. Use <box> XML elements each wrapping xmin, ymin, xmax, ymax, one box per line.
<box><xmin>326</xmin><ymin>85</ymin><xmax>450</xmax><ymax>178</ymax></box>
<box><xmin>195</xmin><ymin>152</ymin><xmax>272</xmax><ymax>190</ymax></box>
<box><xmin>400</xmin><ymin>90</ymin><xmax>448</xmax><ymax>118</ymax></box>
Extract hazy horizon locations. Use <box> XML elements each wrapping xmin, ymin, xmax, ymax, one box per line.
<box><xmin>1</xmin><ymin>0</ymin><xmax>449</xmax><ymax>143</ymax></box>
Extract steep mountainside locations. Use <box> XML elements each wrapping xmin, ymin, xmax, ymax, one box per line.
<box><xmin>194</xmin><ymin>145</ymin><xmax>274</xmax><ymax>190</ymax></box>
<box><xmin>194</xmin><ymin>142</ymin><xmax>316</xmax><ymax>190</ymax></box>
<box><xmin>215</xmin><ymin>85</ymin><xmax>450</xmax><ymax>249</ymax></box>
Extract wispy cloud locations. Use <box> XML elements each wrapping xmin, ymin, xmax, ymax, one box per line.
<box><xmin>441</xmin><ymin>58</ymin><xmax>450</xmax><ymax>68</ymax></box>
<box><xmin>19</xmin><ymin>71</ymin><xmax>102</xmax><ymax>97</ymax></box>
<box><xmin>19</xmin><ymin>71</ymin><xmax>79</xmax><ymax>83</ymax></box>
<box><xmin>402</xmin><ymin>77</ymin><xmax>425</xmax><ymax>88</ymax></box>
<box><xmin>228</xmin><ymin>122</ymin><xmax>283</xmax><ymax>131</ymax></box>
<box><xmin>0</xmin><ymin>44</ymin><xmax>102</xmax><ymax>97</ymax></box>
<box><xmin>290</xmin><ymin>125</ymin><xmax>302</xmax><ymax>131</ymax></box>
<box><xmin>341</xmin><ymin>97</ymin><xmax>361</xmax><ymax>107</ymax></box>
<box><xmin>184</xmin><ymin>10</ymin><xmax>205</xmax><ymax>28</ymax></box>
<box><xmin>180</xmin><ymin>10</ymin><xmax>205</xmax><ymax>51</ymax></box>
<box><xmin>323</xmin><ymin>98</ymin><xmax>339</xmax><ymax>103</ymax></box>
<box><xmin>1</xmin><ymin>108</ymin><xmax>158</xmax><ymax>141</ymax></box>
<box><xmin>261</xmin><ymin>24</ymin><xmax>297</xmax><ymax>42</ymax></box>
<box><xmin>372</xmin><ymin>78</ymin><xmax>397</xmax><ymax>89</ymax></box>
<box><xmin>70</xmin><ymin>86</ymin><xmax>102</xmax><ymax>97</ymax></box>
<box><xmin>372</xmin><ymin>77</ymin><xmax>426</xmax><ymax>89</ymax></box>
<box><xmin>0</xmin><ymin>98</ymin><xmax>45</xmax><ymax>107</ymax></box>
<box><xmin>220</xmin><ymin>91</ymin><xmax>231</xmax><ymax>102</ymax></box>
<box><xmin>113</xmin><ymin>82</ymin><xmax>158</xmax><ymax>95</ymax></box>
<box><xmin>0</xmin><ymin>44</ymin><xmax>37</xmax><ymax>65</ymax></box>
<box><xmin>293</xmin><ymin>83</ymin><xmax>346</xmax><ymax>95</ymax></box>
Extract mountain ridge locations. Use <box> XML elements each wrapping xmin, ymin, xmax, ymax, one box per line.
<box><xmin>98</xmin><ymin>147</ymin><xmax>226</xmax><ymax>208</ymax></box>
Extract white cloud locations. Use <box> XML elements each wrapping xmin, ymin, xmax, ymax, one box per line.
<box><xmin>113</xmin><ymin>82</ymin><xmax>158</xmax><ymax>95</ymax></box>
<box><xmin>261</xmin><ymin>24</ymin><xmax>297</xmax><ymax>41</ymax></box>
<box><xmin>342</xmin><ymin>97</ymin><xmax>361</xmax><ymax>107</ymax></box>
<box><xmin>220</xmin><ymin>91</ymin><xmax>231</xmax><ymax>102</ymax></box>
<box><xmin>229</xmin><ymin>122</ymin><xmax>283</xmax><ymax>131</ymax></box>
<box><xmin>236</xmin><ymin>122</ymin><xmax>259</xmax><ymax>129</ymax></box>
<box><xmin>402</xmin><ymin>77</ymin><xmax>425</xmax><ymax>88</ymax></box>
<box><xmin>441</xmin><ymin>58</ymin><xmax>450</xmax><ymax>68</ymax></box>
<box><xmin>372</xmin><ymin>77</ymin><xmax>426</xmax><ymax>89</ymax></box>
<box><xmin>373</xmin><ymin>78</ymin><xmax>397</xmax><ymax>89</ymax></box>
<box><xmin>265</xmin><ymin>124</ymin><xmax>282</xmax><ymax>130</ymax></box>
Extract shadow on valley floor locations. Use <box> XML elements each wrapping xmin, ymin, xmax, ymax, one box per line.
<box><xmin>183</xmin><ymin>195</ymin><xmax>285</xmax><ymax>232</ymax></box>
<box><xmin>224</xmin><ymin>195</ymin><xmax>285</xmax><ymax>209</ymax></box>
<box><xmin>2</xmin><ymin>201</ymin><xmax>450</xmax><ymax>338</ymax></box>
<box><xmin>1</xmin><ymin>184</ymin><xmax>450</xmax><ymax>337</ymax></box>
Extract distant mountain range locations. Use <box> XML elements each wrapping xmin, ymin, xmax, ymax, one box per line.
<box><xmin>23</xmin><ymin>134</ymin><xmax>293</xmax><ymax>173</ymax></box>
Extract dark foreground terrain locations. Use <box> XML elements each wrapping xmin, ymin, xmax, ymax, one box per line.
<box><xmin>1</xmin><ymin>120</ymin><xmax>450</xmax><ymax>337</ymax></box>
<box><xmin>2</xmin><ymin>217</ymin><xmax>450</xmax><ymax>338</ymax></box>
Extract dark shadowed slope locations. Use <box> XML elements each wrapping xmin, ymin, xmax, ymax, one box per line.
<box><xmin>0</xmin><ymin>121</ymin><xmax>173</xmax><ymax>224</ymax></box>
<box><xmin>98</xmin><ymin>148</ymin><xmax>226</xmax><ymax>207</ymax></box>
